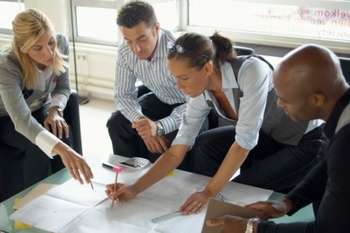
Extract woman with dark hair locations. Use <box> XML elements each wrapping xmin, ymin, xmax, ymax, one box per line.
<box><xmin>106</xmin><ymin>32</ymin><xmax>325</xmax><ymax>215</ymax></box>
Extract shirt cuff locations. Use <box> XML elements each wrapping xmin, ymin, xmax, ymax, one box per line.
<box><xmin>128</xmin><ymin>110</ymin><xmax>145</xmax><ymax>123</ymax></box>
<box><xmin>235</xmin><ymin>133</ymin><xmax>258</xmax><ymax>151</ymax></box>
<box><xmin>35</xmin><ymin>130</ymin><xmax>60</xmax><ymax>158</ymax></box>
<box><xmin>49</xmin><ymin>94</ymin><xmax>67</xmax><ymax>109</ymax></box>
<box><xmin>159</xmin><ymin>117</ymin><xmax>177</xmax><ymax>134</ymax></box>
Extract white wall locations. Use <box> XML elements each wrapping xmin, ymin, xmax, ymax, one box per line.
<box><xmin>70</xmin><ymin>43</ymin><xmax>117</xmax><ymax>100</ymax></box>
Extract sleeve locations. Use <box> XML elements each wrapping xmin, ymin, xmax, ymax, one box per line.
<box><xmin>35</xmin><ymin>130</ymin><xmax>60</xmax><ymax>158</ymax></box>
<box><xmin>50</xmin><ymin>34</ymin><xmax>71</xmax><ymax>110</ymax></box>
<box><xmin>114</xmin><ymin>49</ymin><xmax>144</xmax><ymax>123</ymax></box>
<box><xmin>259</xmin><ymin>130</ymin><xmax>350</xmax><ymax>233</ymax></box>
<box><xmin>0</xmin><ymin>65</ymin><xmax>59</xmax><ymax>157</ymax></box>
<box><xmin>286</xmin><ymin>158</ymin><xmax>327</xmax><ymax>215</ymax></box>
<box><xmin>311</xmin><ymin>130</ymin><xmax>350</xmax><ymax>232</ymax></box>
<box><xmin>235</xmin><ymin>57</ymin><xmax>272</xmax><ymax>150</ymax></box>
<box><xmin>172</xmin><ymin>94</ymin><xmax>210</xmax><ymax>147</ymax></box>
<box><xmin>158</xmin><ymin>102</ymin><xmax>187</xmax><ymax>134</ymax></box>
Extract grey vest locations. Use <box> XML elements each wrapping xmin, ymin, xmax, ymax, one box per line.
<box><xmin>227</xmin><ymin>55</ymin><xmax>308</xmax><ymax>145</ymax></box>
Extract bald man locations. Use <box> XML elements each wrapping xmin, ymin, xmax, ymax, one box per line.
<box><xmin>205</xmin><ymin>44</ymin><xmax>350</xmax><ymax>233</ymax></box>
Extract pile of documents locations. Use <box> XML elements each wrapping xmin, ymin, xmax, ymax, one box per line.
<box><xmin>10</xmin><ymin>162</ymin><xmax>273</xmax><ymax>233</ymax></box>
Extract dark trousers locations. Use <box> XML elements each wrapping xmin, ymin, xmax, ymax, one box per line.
<box><xmin>187</xmin><ymin>125</ymin><xmax>327</xmax><ymax>193</ymax></box>
<box><xmin>107</xmin><ymin>92</ymin><xmax>181</xmax><ymax>162</ymax></box>
<box><xmin>0</xmin><ymin>96</ymin><xmax>79</xmax><ymax>202</ymax></box>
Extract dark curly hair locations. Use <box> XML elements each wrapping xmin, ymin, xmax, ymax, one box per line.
<box><xmin>168</xmin><ymin>32</ymin><xmax>237</xmax><ymax>69</ymax></box>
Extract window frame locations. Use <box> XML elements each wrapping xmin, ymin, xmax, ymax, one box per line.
<box><xmin>71</xmin><ymin>0</ymin><xmax>126</xmax><ymax>46</ymax></box>
<box><xmin>185</xmin><ymin>0</ymin><xmax>350</xmax><ymax>53</ymax></box>
<box><xmin>70</xmin><ymin>0</ymin><xmax>350</xmax><ymax>53</ymax></box>
<box><xmin>0</xmin><ymin>0</ymin><xmax>24</xmax><ymax>34</ymax></box>
<box><xmin>71</xmin><ymin>0</ymin><xmax>184</xmax><ymax>46</ymax></box>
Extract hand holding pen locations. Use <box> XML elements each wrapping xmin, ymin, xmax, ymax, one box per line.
<box><xmin>105</xmin><ymin>166</ymin><xmax>138</xmax><ymax>205</ymax></box>
<box><xmin>111</xmin><ymin>166</ymin><xmax>123</xmax><ymax>208</ymax></box>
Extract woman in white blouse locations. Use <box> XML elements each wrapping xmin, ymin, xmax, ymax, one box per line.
<box><xmin>0</xmin><ymin>9</ymin><xmax>93</xmax><ymax>200</ymax></box>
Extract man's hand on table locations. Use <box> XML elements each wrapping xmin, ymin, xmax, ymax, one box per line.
<box><xmin>245</xmin><ymin>198</ymin><xmax>292</xmax><ymax>220</ymax></box>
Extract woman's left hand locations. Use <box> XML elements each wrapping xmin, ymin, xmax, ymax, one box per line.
<box><xmin>180</xmin><ymin>190</ymin><xmax>213</xmax><ymax>215</ymax></box>
<box><xmin>44</xmin><ymin>107</ymin><xmax>69</xmax><ymax>139</ymax></box>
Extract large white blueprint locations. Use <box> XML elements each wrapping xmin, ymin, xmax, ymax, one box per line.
<box><xmin>10</xmin><ymin>156</ymin><xmax>273</xmax><ymax>233</ymax></box>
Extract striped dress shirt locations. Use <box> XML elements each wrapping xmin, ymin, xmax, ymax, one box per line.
<box><xmin>114</xmin><ymin>29</ymin><xmax>187</xmax><ymax>134</ymax></box>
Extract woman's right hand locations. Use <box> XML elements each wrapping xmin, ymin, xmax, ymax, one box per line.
<box><xmin>105</xmin><ymin>183</ymin><xmax>137</xmax><ymax>202</ymax></box>
<box><xmin>52</xmin><ymin>142</ymin><xmax>93</xmax><ymax>184</ymax></box>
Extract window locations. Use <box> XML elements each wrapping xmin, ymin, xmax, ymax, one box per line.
<box><xmin>72</xmin><ymin>0</ymin><xmax>121</xmax><ymax>45</ymax></box>
<box><xmin>144</xmin><ymin>0</ymin><xmax>179</xmax><ymax>30</ymax></box>
<box><xmin>0</xmin><ymin>0</ymin><xmax>24</xmax><ymax>33</ymax></box>
<box><xmin>75</xmin><ymin>5</ymin><xmax>119</xmax><ymax>44</ymax></box>
<box><xmin>71</xmin><ymin>0</ymin><xmax>350</xmax><ymax>51</ymax></box>
<box><xmin>72</xmin><ymin>0</ymin><xmax>178</xmax><ymax>45</ymax></box>
<box><xmin>188</xmin><ymin>0</ymin><xmax>350</xmax><ymax>47</ymax></box>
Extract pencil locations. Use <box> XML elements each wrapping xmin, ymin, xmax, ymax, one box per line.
<box><xmin>90</xmin><ymin>181</ymin><xmax>94</xmax><ymax>191</ymax></box>
<box><xmin>111</xmin><ymin>171</ymin><xmax>118</xmax><ymax>208</ymax></box>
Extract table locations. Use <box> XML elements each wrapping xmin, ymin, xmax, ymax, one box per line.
<box><xmin>0</xmin><ymin>157</ymin><xmax>314</xmax><ymax>233</ymax></box>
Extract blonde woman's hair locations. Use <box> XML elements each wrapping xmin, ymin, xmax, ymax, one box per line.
<box><xmin>11</xmin><ymin>8</ymin><xmax>67</xmax><ymax>89</ymax></box>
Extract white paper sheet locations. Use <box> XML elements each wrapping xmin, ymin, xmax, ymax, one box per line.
<box><xmin>93</xmin><ymin>197</ymin><xmax>172</xmax><ymax>229</ymax></box>
<box><xmin>47</xmin><ymin>179</ymin><xmax>107</xmax><ymax>207</ymax></box>
<box><xmin>150</xmin><ymin>211</ymin><xmax>206</xmax><ymax>233</ymax></box>
<box><xmin>221</xmin><ymin>182</ymin><xmax>274</xmax><ymax>205</ymax></box>
<box><xmin>91</xmin><ymin>163</ymin><xmax>149</xmax><ymax>186</ymax></box>
<box><xmin>10</xmin><ymin>179</ymin><xmax>108</xmax><ymax>232</ymax></box>
<box><xmin>10</xmin><ymin>195</ymin><xmax>86</xmax><ymax>233</ymax></box>
<box><xmin>59</xmin><ymin>208</ymin><xmax>152</xmax><ymax>233</ymax></box>
<box><xmin>13</xmin><ymin>183</ymin><xmax>56</xmax><ymax>210</ymax></box>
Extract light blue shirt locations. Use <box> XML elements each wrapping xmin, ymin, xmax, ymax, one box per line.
<box><xmin>115</xmin><ymin>29</ymin><xmax>187</xmax><ymax>134</ymax></box>
<box><xmin>172</xmin><ymin>57</ymin><xmax>319</xmax><ymax>150</ymax></box>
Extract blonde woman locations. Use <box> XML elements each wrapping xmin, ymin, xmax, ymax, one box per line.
<box><xmin>0</xmin><ymin>9</ymin><xmax>93</xmax><ymax>200</ymax></box>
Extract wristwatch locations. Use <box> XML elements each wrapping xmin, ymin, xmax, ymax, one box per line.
<box><xmin>245</xmin><ymin>218</ymin><xmax>259</xmax><ymax>233</ymax></box>
<box><xmin>156</xmin><ymin>121</ymin><xmax>165</xmax><ymax>136</ymax></box>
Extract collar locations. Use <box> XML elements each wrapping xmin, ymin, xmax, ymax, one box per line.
<box><xmin>149</xmin><ymin>29</ymin><xmax>166</xmax><ymax>62</ymax></box>
<box><xmin>204</xmin><ymin>62</ymin><xmax>238</xmax><ymax>105</ymax></box>
<box><xmin>220</xmin><ymin>62</ymin><xmax>239</xmax><ymax>89</ymax></box>
<box><xmin>324</xmin><ymin>88</ymin><xmax>350</xmax><ymax>138</ymax></box>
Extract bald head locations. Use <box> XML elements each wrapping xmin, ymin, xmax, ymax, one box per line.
<box><xmin>274</xmin><ymin>44</ymin><xmax>349</xmax><ymax>121</ymax></box>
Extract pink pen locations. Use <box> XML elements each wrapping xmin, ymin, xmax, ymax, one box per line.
<box><xmin>111</xmin><ymin>165</ymin><xmax>123</xmax><ymax>208</ymax></box>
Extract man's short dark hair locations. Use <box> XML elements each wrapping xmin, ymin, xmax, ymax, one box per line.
<box><xmin>117</xmin><ymin>1</ymin><xmax>157</xmax><ymax>28</ymax></box>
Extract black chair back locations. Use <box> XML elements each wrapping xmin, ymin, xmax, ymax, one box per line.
<box><xmin>233</xmin><ymin>46</ymin><xmax>255</xmax><ymax>56</ymax></box>
<box><xmin>340</xmin><ymin>57</ymin><xmax>350</xmax><ymax>84</ymax></box>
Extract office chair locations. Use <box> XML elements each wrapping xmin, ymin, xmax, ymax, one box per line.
<box><xmin>0</xmin><ymin>92</ymin><xmax>83</xmax><ymax>202</ymax></box>
<box><xmin>340</xmin><ymin>57</ymin><xmax>350</xmax><ymax>84</ymax></box>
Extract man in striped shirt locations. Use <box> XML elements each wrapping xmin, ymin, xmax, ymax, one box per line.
<box><xmin>107</xmin><ymin>1</ymin><xmax>187</xmax><ymax>162</ymax></box>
